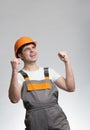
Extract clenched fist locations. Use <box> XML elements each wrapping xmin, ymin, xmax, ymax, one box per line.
<box><xmin>58</xmin><ymin>51</ymin><xmax>69</xmax><ymax>63</ymax></box>
<box><xmin>10</xmin><ymin>58</ymin><xmax>20</xmax><ymax>72</ymax></box>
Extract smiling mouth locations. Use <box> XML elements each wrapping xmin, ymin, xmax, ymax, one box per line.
<box><xmin>30</xmin><ymin>54</ymin><xmax>36</xmax><ymax>58</ymax></box>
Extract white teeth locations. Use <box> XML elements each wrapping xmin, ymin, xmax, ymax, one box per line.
<box><xmin>30</xmin><ymin>55</ymin><xmax>35</xmax><ymax>57</ymax></box>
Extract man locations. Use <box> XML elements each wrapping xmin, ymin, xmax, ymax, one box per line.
<box><xmin>8</xmin><ymin>36</ymin><xmax>75</xmax><ymax>130</ymax></box>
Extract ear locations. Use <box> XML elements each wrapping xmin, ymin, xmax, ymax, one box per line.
<box><xmin>17</xmin><ymin>53</ymin><xmax>22</xmax><ymax>58</ymax></box>
<box><xmin>18</xmin><ymin>53</ymin><xmax>24</xmax><ymax>61</ymax></box>
<box><xmin>34</xmin><ymin>41</ymin><xmax>38</xmax><ymax>47</ymax></box>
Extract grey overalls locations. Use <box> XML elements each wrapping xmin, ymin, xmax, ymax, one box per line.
<box><xmin>19</xmin><ymin>68</ymin><xmax>70</xmax><ymax>130</ymax></box>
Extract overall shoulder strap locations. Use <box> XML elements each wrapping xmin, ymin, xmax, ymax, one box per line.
<box><xmin>19</xmin><ymin>70</ymin><xmax>30</xmax><ymax>81</ymax></box>
<box><xmin>44</xmin><ymin>67</ymin><xmax>49</xmax><ymax>79</ymax></box>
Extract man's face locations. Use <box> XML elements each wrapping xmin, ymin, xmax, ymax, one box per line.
<box><xmin>20</xmin><ymin>43</ymin><xmax>38</xmax><ymax>63</ymax></box>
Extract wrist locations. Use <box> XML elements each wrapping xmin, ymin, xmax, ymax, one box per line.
<box><xmin>64</xmin><ymin>60</ymin><xmax>70</xmax><ymax>64</ymax></box>
<box><xmin>12</xmin><ymin>69</ymin><xmax>18</xmax><ymax>74</ymax></box>
<box><xmin>64</xmin><ymin>60</ymin><xmax>70</xmax><ymax>65</ymax></box>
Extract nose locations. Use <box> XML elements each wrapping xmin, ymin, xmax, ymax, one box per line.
<box><xmin>30</xmin><ymin>48</ymin><xmax>34</xmax><ymax>52</ymax></box>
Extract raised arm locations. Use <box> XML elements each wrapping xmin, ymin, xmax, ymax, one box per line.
<box><xmin>8</xmin><ymin>58</ymin><xmax>22</xmax><ymax>103</ymax></box>
<box><xmin>55</xmin><ymin>51</ymin><xmax>75</xmax><ymax>92</ymax></box>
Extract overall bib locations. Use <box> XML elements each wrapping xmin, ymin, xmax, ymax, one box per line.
<box><xmin>19</xmin><ymin>68</ymin><xmax>70</xmax><ymax>130</ymax></box>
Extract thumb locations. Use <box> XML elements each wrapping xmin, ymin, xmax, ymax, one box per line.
<box><xmin>58</xmin><ymin>52</ymin><xmax>65</xmax><ymax>58</ymax></box>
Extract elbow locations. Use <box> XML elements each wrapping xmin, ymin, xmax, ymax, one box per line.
<box><xmin>10</xmin><ymin>98</ymin><xmax>20</xmax><ymax>103</ymax></box>
<box><xmin>68</xmin><ymin>85</ymin><xmax>76</xmax><ymax>92</ymax></box>
<box><xmin>8</xmin><ymin>94</ymin><xmax>20</xmax><ymax>104</ymax></box>
<box><xmin>68</xmin><ymin>88</ymin><xmax>75</xmax><ymax>92</ymax></box>
<box><xmin>66</xmin><ymin>81</ymin><xmax>76</xmax><ymax>92</ymax></box>
<box><xmin>8</xmin><ymin>90</ymin><xmax>21</xmax><ymax>103</ymax></box>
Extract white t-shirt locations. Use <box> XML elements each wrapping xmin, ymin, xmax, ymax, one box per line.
<box><xmin>18</xmin><ymin>67</ymin><xmax>61</xmax><ymax>85</ymax></box>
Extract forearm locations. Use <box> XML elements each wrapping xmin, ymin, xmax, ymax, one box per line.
<box><xmin>65</xmin><ymin>61</ymin><xmax>75</xmax><ymax>91</ymax></box>
<box><xmin>9</xmin><ymin>71</ymin><xmax>21</xmax><ymax>103</ymax></box>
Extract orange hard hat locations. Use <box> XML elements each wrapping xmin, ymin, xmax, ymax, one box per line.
<box><xmin>14</xmin><ymin>36</ymin><xmax>37</xmax><ymax>58</ymax></box>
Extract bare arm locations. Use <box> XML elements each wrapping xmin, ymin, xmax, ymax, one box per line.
<box><xmin>8</xmin><ymin>58</ymin><xmax>22</xmax><ymax>103</ymax></box>
<box><xmin>55</xmin><ymin>51</ymin><xmax>75</xmax><ymax>92</ymax></box>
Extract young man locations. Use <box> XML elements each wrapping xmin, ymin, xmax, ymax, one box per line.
<box><xmin>9</xmin><ymin>36</ymin><xmax>75</xmax><ymax>130</ymax></box>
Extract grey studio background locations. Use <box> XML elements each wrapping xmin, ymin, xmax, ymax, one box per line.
<box><xmin>0</xmin><ymin>0</ymin><xmax>90</xmax><ymax>130</ymax></box>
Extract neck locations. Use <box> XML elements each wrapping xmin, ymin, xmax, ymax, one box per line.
<box><xmin>23</xmin><ymin>63</ymin><xmax>39</xmax><ymax>71</ymax></box>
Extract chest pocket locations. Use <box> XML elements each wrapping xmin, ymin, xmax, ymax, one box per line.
<box><xmin>19</xmin><ymin>68</ymin><xmax>51</xmax><ymax>91</ymax></box>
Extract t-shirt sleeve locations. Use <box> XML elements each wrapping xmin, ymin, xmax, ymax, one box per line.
<box><xmin>17</xmin><ymin>73</ymin><xmax>25</xmax><ymax>85</ymax></box>
<box><xmin>49</xmin><ymin>68</ymin><xmax>61</xmax><ymax>82</ymax></box>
